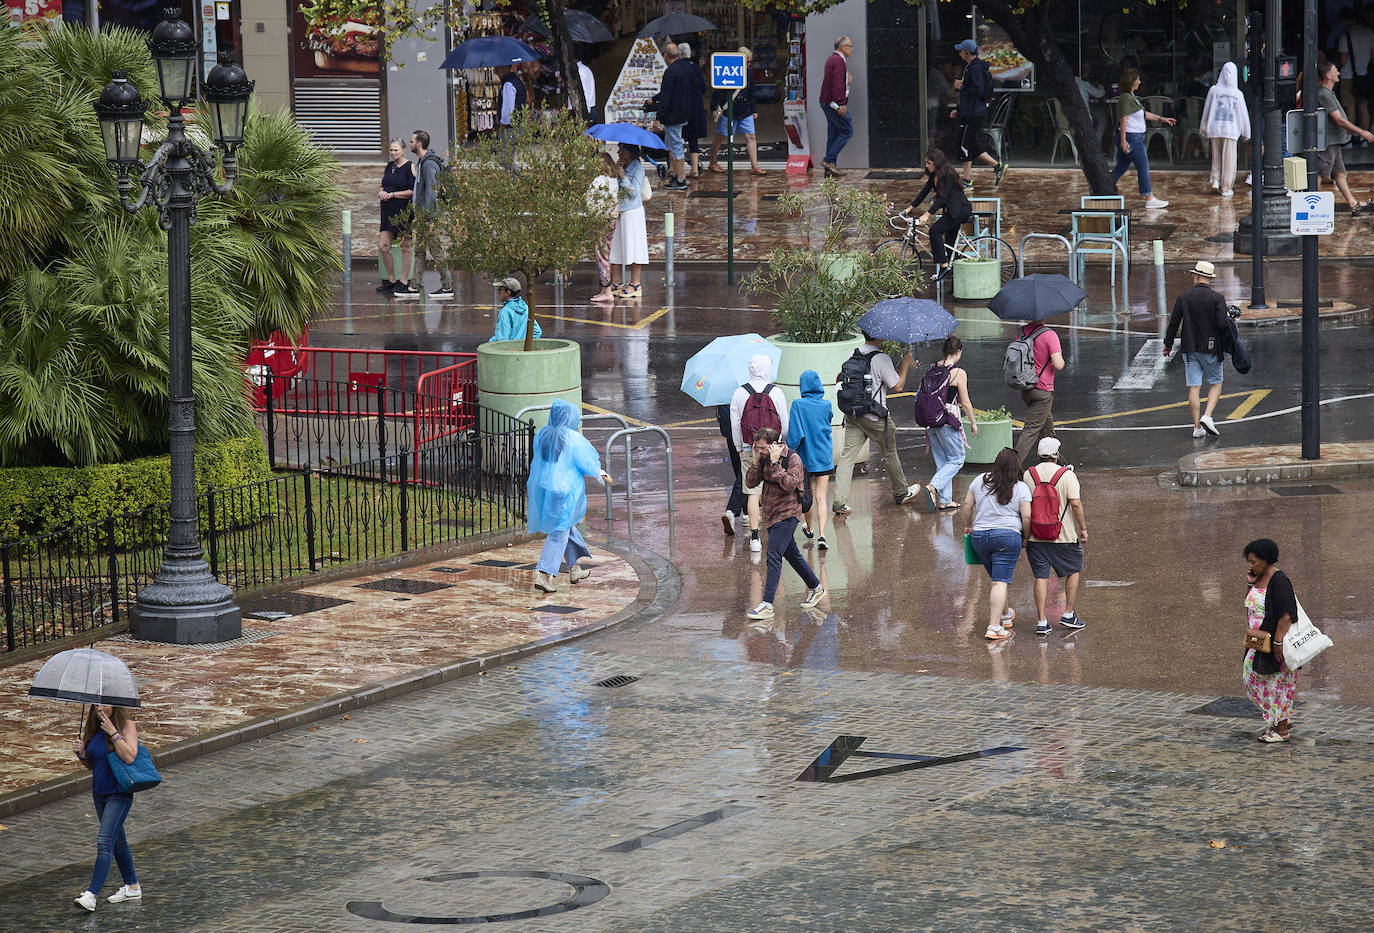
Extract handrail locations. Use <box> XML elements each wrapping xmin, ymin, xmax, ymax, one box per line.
<box><xmin>1074</xmin><ymin>234</ymin><xmax>1130</xmax><ymax>308</ymax></box>
<box><xmin>1017</xmin><ymin>233</ymin><xmax>1076</xmax><ymax>281</ymax></box>
<box><xmin>513</xmin><ymin>404</ymin><xmax>630</xmax><ymax>434</ymax></box>
<box><xmin>603</xmin><ymin>426</ymin><xmax>674</xmax><ymax>521</ymax></box>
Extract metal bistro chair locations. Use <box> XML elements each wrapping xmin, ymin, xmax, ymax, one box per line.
<box><xmin>1141</xmin><ymin>95</ymin><xmax>1174</xmax><ymax>165</ymax></box>
<box><xmin>1174</xmin><ymin>95</ymin><xmax>1208</xmax><ymax>161</ymax></box>
<box><xmin>964</xmin><ymin>196</ymin><xmax>1002</xmax><ymax>245</ymax></box>
<box><xmin>1072</xmin><ymin>194</ymin><xmax>1129</xmax><ymax>286</ymax></box>
<box><xmin>1047</xmin><ymin>97</ymin><xmax>1080</xmax><ymax>164</ymax></box>
<box><xmin>984</xmin><ymin>93</ymin><xmax>1016</xmax><ymax>164</ymax></box>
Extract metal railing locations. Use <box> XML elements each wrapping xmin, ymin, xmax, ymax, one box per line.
<box><xmin>603</xmin><ymin>426</ymin><xmax>674</xmax><ymax>521</ymax></box>
<box><xmin>1073</xmin><ymin>234</ymin><xmax>1130</xmax><ymax>307</ymax></box>
<box><xmin>1017</xmin><ymin>233</ymin><xmax>1077</xmax><ymax>281</ymax></box>
<box><xmin>244</xmin><ymin>338</ymin><xmax>471</xmax><ymax>405</ymax></box>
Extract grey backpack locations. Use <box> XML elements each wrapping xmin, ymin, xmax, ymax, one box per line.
<box><xmin>1004</xmin><ymin>326</ymin><xmax>1048</xmax><ymax>390</ymax></box>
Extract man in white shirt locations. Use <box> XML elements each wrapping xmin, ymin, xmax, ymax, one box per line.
<box><xmin>832</xmin><ymin>333</ymin><xmax>921</xmax><ymax>514</ymax></box>
<box><xmin>578</xmin><ymin>60</ymin><xmax>596</xmax><ymax>121</ymax></box>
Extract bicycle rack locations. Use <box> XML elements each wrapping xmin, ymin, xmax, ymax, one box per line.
<box><xmin>603</xmin><ymin>426</ymin><xmax>674</xmax><ymax>521</ymax></box>
<box><xmin>1072</xmin><ymin>234</ymin><xmax>1130</xmax><ymax>308</ymax></box>
<box><xmin>1017</xmin><ymin>233</ymin><xmax>1077</xmax><ymax>283</ymax></box>
<box><xmin>513</xmin><ymin>404</ymin><xmax>629</xmax><ymax>435</ymax></box>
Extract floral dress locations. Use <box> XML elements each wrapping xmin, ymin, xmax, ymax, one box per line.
<box><xmin>1243</xmin><ymin>584</ymin><xmax>1297</xmax><ymax>727</ymax></box>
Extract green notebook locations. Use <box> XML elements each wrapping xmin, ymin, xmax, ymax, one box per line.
<box><xmin>963</xmin><ymin>533</ymin><xmax>981</xmax><ymax>565</ymax></box>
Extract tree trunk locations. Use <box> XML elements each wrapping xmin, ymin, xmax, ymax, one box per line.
<box><xmin>975</xmin><ymin>0</ymin><xmax>1116</xmax><ymax>195</ymax></box>
<box><xmin>523</xmin><ymin>276</ymin><xmax>537</xmax><ymax>351</ymax></box>
<box><xmin>546</xmin><ymin>0</ymin><xmax>590</xmax><ymax>121</ymax></box>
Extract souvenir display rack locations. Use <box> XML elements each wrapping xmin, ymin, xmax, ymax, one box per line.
<box><xmin>461</xmin><ymin>12</ymin><xmax>504</xmax><ymax>136</ymax></box>
<box><xmin>604</xmin><ymin>37</ymin><xmax>667</xmax><ymax>125</ymax></box>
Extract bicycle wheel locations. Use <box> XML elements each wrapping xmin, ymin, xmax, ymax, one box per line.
<box><xmin>964</xmin><ymin>235</ymin><xmax>1019</xmax><ymax>287</ymax></box>
<box><xmin>873</xmin><ymin>238</ymin><xmax>933</xmax><ymax>280</ymax></box>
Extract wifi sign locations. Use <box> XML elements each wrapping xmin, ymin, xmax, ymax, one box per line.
<box><xmin>1290</xmin><ymin>190</ymin><xmax>1335</xmax><ymax>235</ymax></box>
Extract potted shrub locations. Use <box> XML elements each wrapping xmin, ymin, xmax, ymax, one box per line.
<box><xmin>743</xmin><ymin>178</ymin><xmax>921</xmax><ymax>421</ymax></box>
<box><xmin>962</xmin><ymin>406</ymin><xmax>1014</xmax><ymax>464</ymax></box>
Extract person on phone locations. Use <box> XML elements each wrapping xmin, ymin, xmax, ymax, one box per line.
<box><xmin>744</xmin><ymin>427</ymin><xmax>826</xmax><ymax>621</ymax></box>
<box><xmin>902</xmin><ymin>147</ymin><xmax>972</xmax><ymax>284</ymax></box>
<box><xmin>72</xmin><ymin>705</ymin><xmax>142</xmax><ymax>911</ymax></box>
<box><xmin>1242</xmin><ymin>538</ymin><xmax>1299</xmax><ymax>742</ymax></box>
<box><xmin>1111</xmin><ymin>68</ymin><xmax>1174</xmax><ymax>209</ymax></box>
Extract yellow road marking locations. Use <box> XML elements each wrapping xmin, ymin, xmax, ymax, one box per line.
<box><xmin>581</xmin><ymin>401</ymin><xmax>650</xmax><ymax>427</ymax></box>
<box><xmin>1226</xmin><ymin>389</ymin><xmax>1271</xmax><ymax>420</ymax></box>
<box><xmin>635</xmin><ymin>307</ymin><xmax>670</xmax><ymax>329</ymax></box>
<box><xmin>1055</xmin><ymin>391</ymin><xmax>1255</xmax><ymax>426</ymax></box>
<box><xmin>663</xmin><ymin>416</ymin><xmax>717</xmax><ymax>427</ymax></box>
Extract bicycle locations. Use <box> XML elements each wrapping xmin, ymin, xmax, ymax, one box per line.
<box><xmin>872</xmin><ymin>214</ymin><xmax>1018</xmax><ymax>289</ymax></box>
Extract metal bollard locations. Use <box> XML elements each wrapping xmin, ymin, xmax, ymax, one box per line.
<box><xmin>342</xmin><ymin>209</ymin><xmax>352</xmax><ymax>284</ymax></box>
<box><xmin>1152</xmin><ymin>239</ymin><xmax>1164</xmax><ymax>267</ymax></box>
<box><xmin>664</xmin><ymin>211</ymin><xmax>675</xmax><ymax>289</ymax></box>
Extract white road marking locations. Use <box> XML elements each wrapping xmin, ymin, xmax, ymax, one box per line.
<box><xmin>1112</xmin><ymin>338</ymin><xmax>1166</xmax><ymax>390</ymax></box>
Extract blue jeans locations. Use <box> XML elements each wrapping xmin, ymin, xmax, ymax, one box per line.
<box><xmin>764</xmin><ymin>517</ymin><xmax>820</xmax><ymax>603</ymax></box>
<box><xmin>665</xmin><ymin>122</ymin><xmax>687</xmax><ymax>160</ymax></box>
<box><xmin>90</xmin><ymin>792</ymin><xmax>137</xmax><ymax>894</ymax></box>
<box><xmin>1111</xmin><ymin>132</ymin><xmax>1151</xmax><ymax>195</ymax></box>
<box><xmin>823</xmin><ymin>107</ymin><xmax>853</xmax><ymax>164</ymax></box>
<box><xmin>971</xmin><ymin>528</ymin><xmax>1023</xmax><ymax>584</ymax></box>
<box><xmin>537</xmin><ymin>525</ymin><xmax>590</xmax><ymax>575</ymax></box>
<box><xmin>927</xmin><ymin>425</ymin><xmax>965</xmax><ymax>504</ymax></box>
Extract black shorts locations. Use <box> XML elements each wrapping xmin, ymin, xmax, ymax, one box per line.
<box><xmin>958</xmin><ymin>118</ymin><xmax>987</xmax><ymax>163</ymax></box>
<box><xmin>1026</xmin><ymin>542</ymin><xmax>1084</xmax><ymax>579</ymax></box>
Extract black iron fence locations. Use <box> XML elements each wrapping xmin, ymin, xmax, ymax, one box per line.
<box><xmin>2</xmin><ymin>410</ymin><xmax>533</xmax><ymax>654</ymax></box>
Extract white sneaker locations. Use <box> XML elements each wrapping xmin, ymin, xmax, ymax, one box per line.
<box><xmin>1192</xmin><ymin>426</ymin><xmax>1207</xmax><ymax>439</ymax></box>
<box><xmin>533</xmin><ymin>570</ymin><xmax>558</xmax><ymax>592</ymax></box>
<box><xmin>1245</xmin><ymin>172</ymin><xmax>1253</xmax><ymax>185</ymax></box>
<box><xmin>800</xmin><ymin>584</ymin><xmax>827</xmax><ymax>609</ymax></box>
<box><xmin>74</xmin><ymin>891</ymin><xmax>97</xmax><ymax>911</ymax></box>
<box><xmin>749</xmin><ymin>535</ymin><xmax>762</xmax><ymax>552</ymax></box>
<box><xmin>1200</xmin><ymin>414</ymin><xmax>1220</xmax><ymax>436</ymax></box>
<box><xmin>746</xmin><ymin>602</ymin><xmax>774</xmax><ymax>620</ymax></box>
<box><xmin>1221</xmin><ymin>189</ymin><xmax>1234</xmax><ymax>198</ymax></box>
<box><xmin>1000</xmin><ymin>607</ymin><xmax>1016</xmax><ymax>626</ymax></box>
<box><xmin>567</xmin><ymin>565</ymin><xmax>590</xmax><ymax>584</ymax></box>
<box><xmin>1145</xmin><ymin>196</ymin><xmax>1169</xmax><ymax>209</ymax></box>
<box><xmin>721</xmin><ymin>511</ymin><xmax>736</xmax><ymax>535</ymax></box>
<box><xmin>108</xmin><ymin>885</ymin><xmax>142</xmax><ymax>903</ymax></box>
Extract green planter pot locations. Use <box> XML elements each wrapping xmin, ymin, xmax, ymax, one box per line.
<box><xmin>768</xmin><ymin>333</ymin><xmax>865</xmax><ymax>426</ymax></box>
<box><xmin>961</xmin><ymin>417</ymin><xmax>1013</xmax><ymax>464</ymax></box>
<box><xmin>953</xmin><ymin>258</ymin><xmax>1001</xmax><ymax>301</ymax></box>
<box><xmin>476</xmin><ymin>338</ymin><xmax>582</xmax><ymax>431</ymax></box>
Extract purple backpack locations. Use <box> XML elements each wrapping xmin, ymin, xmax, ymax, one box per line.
<box><xmin>913</xmin><ymin>364</ymin><xmax>956</xmax><ymax>428</ymax></box>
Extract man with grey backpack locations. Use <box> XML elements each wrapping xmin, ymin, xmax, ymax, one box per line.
<box><xmin>1004</xmin><ymin>322</ymin><xmax>1064</xmax><ymax>468</ymax></box>
<box><xmin>832</xmin><ymin>332</ymin><xmax>920</xmax><ymax>514</ymax></box>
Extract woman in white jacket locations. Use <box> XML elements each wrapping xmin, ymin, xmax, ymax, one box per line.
<box><xmin>1200</xmin><ymin>62</ymin><xmax>1251</xmax><ymax>198</ymax></box>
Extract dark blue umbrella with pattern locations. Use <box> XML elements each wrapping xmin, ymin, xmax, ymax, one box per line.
<box><xmin>857</xmin><ymin>297</ymin><xmax>958</xmax><ymax>345</ymax></box>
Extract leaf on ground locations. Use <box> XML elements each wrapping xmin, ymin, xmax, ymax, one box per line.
<box><xmin>353</xmin><ymin>738</ymin><xmax>368</xmax><ymax>743</ymax></box>
<box><xmin>1209</xmin><ymin>839</ymin><xmax>1227</xmax><ymax>849</ymax></box>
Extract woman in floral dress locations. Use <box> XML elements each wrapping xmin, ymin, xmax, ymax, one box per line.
<box><xmin>1242</xmin><ymin>538</ymin><xmax>1298</xmax><ymax>743</ymax></box>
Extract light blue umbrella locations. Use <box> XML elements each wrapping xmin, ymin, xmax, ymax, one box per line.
<box><xmin>681</xmin><ymin>334</ymin><xmax>781</xmax><ymax>407</ymax></box>
<box><xmin>585</xmin><ymin>123</ymin><xmax>668</xmax><ymax>150</ymax></box>
<box><xmin>858</xmin><ymin>297</ymin><xmax>958</xmax><ymax>345</ymax></box>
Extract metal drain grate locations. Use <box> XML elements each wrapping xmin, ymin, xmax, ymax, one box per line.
<box><xmin>1271</xmin><ymin>484</ymin><xmax>1343</xmax><ymax>497</ymax></box>
<box><xmin>355</xmin><ymin>578</ymin><xmax>453</xmax><ymax>595</ymax></box>
<box><xmin>594</xmin><ymin>675</ymin><xmax>639</xmax><ymax>688</ymax></box>
<box><xmin>689</xmin><ymin>190</ymin><xmax>739</xmax><ymax>199</ymax></box>
<box><xmin>107</xmin><ymin>628</ymin><xmax>281</xmax><ymax>651</ymax></box>
<box><xmin>1187</xmin><ymin>696</ymin><xmax>1264</xmax><ymax>718</ymax></box>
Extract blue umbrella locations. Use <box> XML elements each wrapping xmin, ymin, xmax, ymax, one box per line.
<box><xmin>440</xmin><ymin>36</ymin><xmax>542</xmax><ymax>70</ymax></box>
<box><xmin>585</xmin><ymin>123</ymin><xmax>667</xmax><ymax>150</ymax></box>
<box><xmin>988</xmin><ymin>274</ymin><xmax>1087</xmax><ymax>322</ymax></box>
<box><xmin>857</xmin><ymin>297</ymin><xmax>958</xmax><ymax>345</ymax></box>
<box><xmin>681</xmin><ymin>334</ymin><xmax>781</xmax><ymax>407</ymax></box>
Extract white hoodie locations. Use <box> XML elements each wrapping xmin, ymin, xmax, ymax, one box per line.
<box><xmin>1200</xmin><ymin>62</ymin><xmax>1251</xmax><ymax>142</ymax></box>
<box><xmin>729</xmin><ymin>354</ymin><xmax>789</xmax><ymax>449</ymax></box>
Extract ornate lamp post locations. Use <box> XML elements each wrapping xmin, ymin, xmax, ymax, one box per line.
<box><xmin>93</xmin><ymin>11</ymin><xmax>254</xmax><ymax>644</ymax></box>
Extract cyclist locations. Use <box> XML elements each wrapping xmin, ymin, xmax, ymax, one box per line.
<box><xmin>901</xmin><ymin>148</ymin><xmax>972</xmax><ymax>284</ymax></box>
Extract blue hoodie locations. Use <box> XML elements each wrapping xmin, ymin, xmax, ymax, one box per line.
<box><xmin>489</xmin><ymin>296</ymin><xmax>543</xmax><ymax>343</ymax></box>
<box><xmin>787</xmin><ymin>370</ymin><xmax>834</xmax><ymax>474</ymax></box>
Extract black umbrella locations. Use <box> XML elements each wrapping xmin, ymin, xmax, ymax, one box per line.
<box><xmin>987</xmin><ymin>274</ymin><xmax>1087</xmax><ymax>322</ymax></box>
<box><xmin>638</xmin><ymin>13</ymin><xmax>716</xmax><ymax>36</ymax></box>
<box><xmin>519</xmin><ymin>10</ymin><xmax>614</xmax><ymax>44</ymax></box>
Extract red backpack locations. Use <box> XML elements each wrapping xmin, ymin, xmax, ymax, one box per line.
<box><xmin>1029</xmin><ymin>465</ymin><xmax>1071</xmax><ymax>540</ymax></box>
<box><xmin>739</xmin><ymin>384</ymin><xmax>782</xmax><ymax>445</ymax></box>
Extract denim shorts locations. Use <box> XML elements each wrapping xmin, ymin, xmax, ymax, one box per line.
<box><xmin>971</xmin><ymin>528</ymin><xmax>1023</xmax><ymax>584</ymax></box>
<box><xmin>664</xmin><ymin>122</ymin><xmax>686</xmax><ymax>159</ymax></box>
<box><xmin>1184</xmin><ymin>352</ymin><xmax>1224</xmax><ymax>387</ymax></box>
<box><xmin>716</xmin><ymin>114</ymin><xmax>756</xmax><ymax>137</ymax></box>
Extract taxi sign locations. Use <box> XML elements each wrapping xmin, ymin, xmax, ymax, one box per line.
<box><xmin>711</xmin><ymin>52</ymin><xmax>747</xmax><ymax>90</ymax></box>
<box><xmin>1290</xmin><ymin>190</ymin><xmax>1334</xmax><ymax>235</ymax></box>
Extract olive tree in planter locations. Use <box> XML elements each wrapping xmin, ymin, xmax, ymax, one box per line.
<box><xmin>417</xmin><ymin>110</ymin><xmax>612</xmax><ymax>428</ymax></box>
<box><xmin>743</xmin><ymin>178</ymin><xmax>922</xmax><ymax>419</ymax></box>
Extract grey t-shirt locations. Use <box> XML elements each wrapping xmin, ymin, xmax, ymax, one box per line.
<box><xmin>1318</xmin><ymin>86</ymin><xmax>1351</xmax><ymax>146</ymax></box>
<box><xmin>970</xmin><ymin>477</ymin><xmax>1031</xmax><ymax>533</ymax></box>
<box><xmin>858</xmin><ymin>346</ymin><xmax>899</xmax><ymax>422</ymax></box>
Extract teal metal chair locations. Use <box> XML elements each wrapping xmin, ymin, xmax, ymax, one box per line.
<box><xmin>1072</xmin><ymin>195</ymin><xmax>1129</xmax><ymax>285</ymax></box>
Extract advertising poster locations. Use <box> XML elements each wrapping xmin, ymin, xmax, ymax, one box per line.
<box><xmin>783</xmin><ymin>99</ymin><xmax>810</xmax><ymax>174</ymax></box>
<box><xmin>975</xmin><ymin>21</ymin><xmax>1035</xmax><ymax>91</ymax></box>
<box><xmin>6</xmin><ymin>0</ymin><xmax>62</xmax><ymax>28</ymax></box>
<box><xmin>294</xmin><ymin>0</ymin><xmax>381</xmax><ymax>78</ymax></box>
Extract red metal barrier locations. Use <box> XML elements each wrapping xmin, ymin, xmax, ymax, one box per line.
<box><xmin>413</xmin><ymin>359</ymin><xmax>478</xmax><ymax>476</ymax></box>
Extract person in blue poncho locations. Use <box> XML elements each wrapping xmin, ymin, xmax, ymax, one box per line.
<box><xmin>527</xmin><ymin>399</ymin><xmax>611</xmax><ymax>592</ymax></box>
<box><xmin>787</xmin><ymin>370</ymin><xmax>835</xmax><ymax>551</ymax></box>
<box><xmin>488</xmin><ymin>276</ymin><xmax>542</xmax><ymax>343</ymax></box>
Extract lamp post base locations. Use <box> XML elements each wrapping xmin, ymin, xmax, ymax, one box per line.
<box><xmin>129</xmin><ymin>567</ymin><xmax>241</xmax><ymax>644</ymax></box>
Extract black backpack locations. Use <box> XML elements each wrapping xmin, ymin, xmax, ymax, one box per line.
<box><xmin>836</xmin><ymin>349</ymin><xmax>888</xmax><ymax>420</ymax></box>
<box><xmin>791</xmin><ymin>451</ymin><xmax>814</xmax><ymax>513</ymax></box>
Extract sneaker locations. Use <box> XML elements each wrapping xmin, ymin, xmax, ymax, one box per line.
<box><xmin>722</xmin><ymin>511</ymin><xmax>736</xmax><ymax>536</ymax></box>
<box><xmin>746</xmin><ymin>601</ymin><xmax>775</xmax><ymax>620</ymax></box>
<box><xmin>1145</xmin><ymin>196</ymin><xmax>1169</xmax><ymax>209</ymax></box>
<box><xmin>1221</xmin><ymin>189</ymin><xmax>1234</xmax><ymax>198</ymax></box>
<box><xmin>1000</xmin><ymin>607</ymin><xmax>1016</xmax><ymax>627</ymax></box>
<box><xmin>376</xmin><ymin>280</ymin><xmax>396</xmax><ymax>292</ymax></box>
<box><xmin>568</xmin><ymin>564</ymin><xmax>590</xmax><ymax>584</ymax></box>
<box><xmin>932</xmin><ymin>266</ymin><xmax>952</xmax><ymax>283</ymax></box>
<box><xmin>984</xmin><ymin>624</ymin><xmax>1012</xmax><ymax>641</ymax></box>
<box><xmin>801</xmin><ymin>526</ymin><xmax>815</xmax><ymax>539</ymax></box>
<box><xmin>800</xmin><ymin>584</ymin><xmax>827</xmax><ymax>609</ymax></box>
<box><xmin>1035</xmin><ymin>619</ymin><xmax>1053</xmax><ymax>636</ymax></box>
<box><xmin>832</xmin><ymin>503</ymin><xmax>852</xmax><ymax>515</ymax></box>
<box><xmin>428</xmin><ymin>288</ymin><xmax>455</xmax><ymax>300</ymax></box>
<box><xmin>1059</xmin><ymin>613</ymin><xmax>1085</xmax><ymax>630</ymax></box>
<box><xmin>74</xmin><ymin>891</ymin><xmax>97</xmax><ymax>912</ymax></box>
<box><xmin>897</xmin><ymin>489</ymin><xmax>920</xmax><ymax>506</ymax></box>
<box><xmin>961</xmin><ymin>178</ymin><xmax>974</xmax><ymax>190</ymax></box>
<box><xmin>393</xmin><ymin>284</ymin><xmax>420</xmax><ymax>299</ymax></box>
<box><xmin>533</xmin><ymin>570</ymin><xmax>558</xmax><ymax>592</ymax></box>
<box><xmin>1245</xmin><ymin>173</ymin><xmax>1253</xmax><ymax>186</ymax></box>
<box><xmin>665</xmin><ymin>178</ymin><xmax>689</xmax><ymax>191</ymax></box>
<box><xmin>817</xmin><ymin>535</ymin><xmax>828</xmax><ymax>550</ymax></box>
<box><xmin>994</xmin><ymin>160</ymin><xmax>1007</xmax><ymax>187</ymax></box>
<box><xmin>1200</xmin><ymin>414</ymin><xmax>1220</xmax><ymax>436</ymax></box>
<box><xmin>108</xmin><ymin>885</ymin><xmax>142</xmax><ymax>904</ymax></box>
<box><xmin>1192</xmin><ymin>426</ymin><xmax>1207</xmax><ymax>439</ymax></box>
<box><xmin>749</xmin><ymin>535</ymin><xmax>762</xmax><ymax>553</ymax></box>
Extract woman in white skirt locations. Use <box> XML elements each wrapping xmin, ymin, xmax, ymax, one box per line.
<box><xmin>610</xmin><ymin>144</ymin><xmax>649</xmax><ymax>299</ymax></box>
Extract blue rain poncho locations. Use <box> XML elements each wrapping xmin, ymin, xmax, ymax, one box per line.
<box><xmin>787</xmin><ymin>370</ymin><xmax>835</xmax><ymax>473</ymax></box>
<box><xmin>489</xmin><ymin>296</ymin><xmax>543</xmax><ymax>343</ymax></box>
<box><xmin>527</xmin><ymin>400</ymin><xmax>603</xmax><ymax>534</ymax></box>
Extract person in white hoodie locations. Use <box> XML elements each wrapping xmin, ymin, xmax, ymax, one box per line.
<box><xmin>729</xmin><ymin>355</ymin><xmax>789</xmax><ymax>553</ymax></box>
<box><xmin>1200</xmin><ymin>62</ymin><xmax>1251</xmax><ymax>198</ymax></box>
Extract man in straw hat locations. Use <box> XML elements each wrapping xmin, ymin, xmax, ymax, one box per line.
<box><xmin>1164</xmin><ymin>260</ymin><xmax>1230</xmax><ymax>439</ymax></box>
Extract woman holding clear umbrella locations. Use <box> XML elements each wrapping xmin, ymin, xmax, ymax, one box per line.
<box><xmin>72</xmin><ymin>704</ymin><xmax>142</xmax><ymax>910</ymax></box>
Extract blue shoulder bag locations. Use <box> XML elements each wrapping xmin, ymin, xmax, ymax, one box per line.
<box><xmin>106</xmin><ymin>744</ymin><xmax>162</xmax><ymax>793</ymax></box>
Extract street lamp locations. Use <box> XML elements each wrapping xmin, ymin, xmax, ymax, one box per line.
<box><xmin>93</xmin><ymin>11</ymin><xmax>254</xmax><ymax>644</ymax></box>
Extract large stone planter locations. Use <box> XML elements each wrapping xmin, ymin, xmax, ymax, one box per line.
<box><xmin>768</xmin><ymin>333</ymin><xmax>865</xmax><ymax>426</ymax></box>
<box><xmin>476</xmin><ymin>338</ymin><xmax>582</xmax><ymax>431</ymax></box>
<box><xmin>953</xmin><ymin>258</ymin><xmax>1001</xmax><ymax>301</ymax></box>
<box><xmin>961</xmin><ymin>416</ymin><xmax>1013</xmax><ymax>464</ymax></box>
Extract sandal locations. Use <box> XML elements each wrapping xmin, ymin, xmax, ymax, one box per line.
<box><xmin>937</xmin><ymin>501</ymin><xmax>961</xmax><ymax>511</ymax></box>
<box><xmin>1258</xmin><ymin>729</ymin><xmax>1289</xmax><ymax>743</ymax></box>
<box><xmin>751</xmin><ymin>168</ymin><xmax>768</xmax><ymax>175</ymax></box>
<box><xmin>1000</xmin><ymin>607</ymin><xmax>1016</xmax><ymax>628</ymax></box>
<box><xmin>919</xmin><ymin>485</ymin><xmax>938</xmax><ymax>512</ymax></box>
<box><xmin>617</xmin><ymin>284</ymin><xmax>642</xmax><ymax>299</ymax></box>
<box><xmin>708</xmin><ymin>164</ymin><xmax>727</xmax><ymax>173</ymax></box>
<box><xmin>984</xmin><ymin>625</ymin><xmax>1012</xmax><ymax>641</ymax></box>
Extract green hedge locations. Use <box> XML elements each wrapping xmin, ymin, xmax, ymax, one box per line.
<box><xmin>0</xmin><ymin>436</ymin><xmax>273</xmax><ymax>544</ymax></box>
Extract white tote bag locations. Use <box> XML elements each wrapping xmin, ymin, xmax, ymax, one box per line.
<box><xmin>1283</xmin><ymin>599</ymin><xmax>1333</xmax><ymax>670</ymax></box>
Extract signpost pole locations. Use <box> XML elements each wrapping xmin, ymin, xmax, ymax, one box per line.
<box><xmin>727</xmin><ymin>95</ymin><xmax>735</xmax><ymax>286</ymax></box>
<box><xmin>1301</xmin><ymin>0</ymin><xmax>1319</xmax><ymax>459</ymax></box>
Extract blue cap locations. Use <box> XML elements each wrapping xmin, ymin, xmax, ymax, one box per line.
<box><xmin>955</xmin><ymin>39</ymin><xmax>978</xmax><ymax>53</ymax></box>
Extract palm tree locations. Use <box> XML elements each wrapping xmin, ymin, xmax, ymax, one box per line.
<box><xmin>0</xmin><ymin>24</ymin><xmax>341</xmax><ymax>467</ymax></box>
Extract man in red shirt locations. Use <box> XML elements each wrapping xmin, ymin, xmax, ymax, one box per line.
<box><xmin>1014</xmin><ymin>323</ymin><xmax>1065</xmax><ymax>468</ymax></box>
<box><xmin>819</xmin><ymin>36</ymin><xmax>854</xmax><ymax>176</ymax></box>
